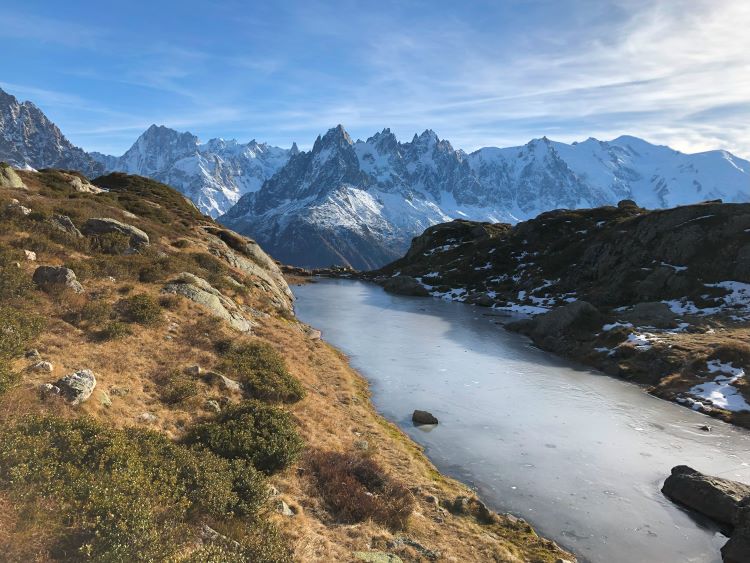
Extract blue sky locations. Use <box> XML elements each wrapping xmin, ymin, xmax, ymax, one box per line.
<box><xmin>1</xmin><ymin>0</ymin><xmax>749</xmax><ymax>158</ymax></box>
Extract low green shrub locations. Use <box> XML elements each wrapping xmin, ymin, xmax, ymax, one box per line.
<box><xmin>78</xmin><ymin>298</ymin><xmax>114</xmax><ymax>326</ymax></box>
<box><xmin>183</xmin><ymin>400</ymin><xmax>304</xmax><ymax>474</ymax></box>
<box><xmin>0</xmin><ymin>415</ymin><xmax>272</xmax><ymax>561</ymax></box>
<box><xmin>159</xmin><ymin>371</ymin><xmax>199</xmax><ymax>405</ymax></box>
<box><xmin>0</xmin><ymin>249</ymin><xmax>33</xmax><ymax>300</ymax></box>
<box><xmin>95</xmin><ymin>320</ymin><xmax>133</xmax><ymax>341</ymax></box>
<box><xmin>306</xmin><ymin>450</ymin><xmax>414</xmax><ymax>530</ymax></box>
<box><xmin>119</xmin><ymin>293</ymin><xmax>162</xmax><ymax>325</ymax></box>
<box><xmin>0</xmin><ymin>306</ymin><xmax>45</xmax><ymax>361</ymax></box>
<box><xmin>220</xmin><ymin>342</ymin><xmax>305</xmax><ymax>403</ymax></box>
<box><xmin>183</xmin><ymin>519</ymin><xmax>292</xmax><ymax>563</ymax></box>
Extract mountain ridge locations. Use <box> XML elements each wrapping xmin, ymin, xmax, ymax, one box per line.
<box><xmin>2</xmin><ymin>87</ymin><xmax>748</xmax><ymax>269</ymax></box>
<box><xmin>221</xmin><ymin>124</ymin><xmax>750</xmax><ymax>269</ymax></box>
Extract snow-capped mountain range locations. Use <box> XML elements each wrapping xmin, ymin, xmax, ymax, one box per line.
<box><xmin>220</xmin><ymin>124</ymin><xmax>750</xmax><ymax>269</ymax></box>
<box><xmin>91</xmin><ymin>126</ymin><xmax>296</xmax><ymax>217</ymax></box>
<box><xmin>1</xmin><ymin>86</ymin><xmax>748</xmax><ymax>270</ymax></box>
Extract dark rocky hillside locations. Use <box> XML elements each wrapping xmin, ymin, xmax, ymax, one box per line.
<box><xmin>374</xmin><ymin>200</ymin><xmax>750</xmax><ymax>428</ymax></box>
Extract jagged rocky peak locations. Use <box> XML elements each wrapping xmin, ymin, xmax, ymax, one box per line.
<box><xmin>366</xmin><ymin>128</ymin><xmax>399</xmax><ymax>152</ymax></box>
<box><xmin>314</xmin><ymin>124</ymin><xmax>354</xmax><ymax>150</ymax></box>
<box><xmin>290</xmin><ymin>141</ymin><xmax>300</xmax><ymax>156</ymax></box>
<box><xmin>0</xmin><ymin>87</ymin><xmax>103</xmax><ymax>177</ymax></box>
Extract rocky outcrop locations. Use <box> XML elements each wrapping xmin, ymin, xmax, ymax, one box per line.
<box><xmin>204</xmin><ymin>227</ymin><xmax>293</xmax><ymax>312</ymax></box>
<box><xmin>33</xmin><ymin>265</ymin><xmax>84</xmax><ymax>293</ymax></box>
<box><xmin>511</xmin><ymin>301</ymin><xmax>601</xmax><ymax>340</ymax></box>
<box><xmin>383</xmin><ymin>276</ymin><xmax>430</xmax><ymax>297</ymax></box>
<box><xmin>61</xmin><ymin>172</ymin><xmax>104</xmax><ymax>194</ymax></box>
<box><xmin>81</xmin><ymin>217</ymin><xmax>150</xmax><ymax>248</ymax></box>
<box><xmin>662</xmin><ymin>465</ymin><xmax>750</xmax><ymax>527</ymax></box>
<box><xmin>162</xmin><ymin>272</ymin><xmax>253</xmax><ymax>332</ymax></box>
<box><xmin>54</xmin><ymin>369</ymin><xmax>97</xmax><ymax>405</ymax></box>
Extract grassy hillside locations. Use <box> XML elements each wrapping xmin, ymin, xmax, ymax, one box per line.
<box><xmin>0</xmin><ymin>166</ymin><xmax>573</xmax><ymax>562</ymax></box>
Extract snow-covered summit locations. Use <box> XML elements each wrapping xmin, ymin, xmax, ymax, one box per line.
<box><xmin>93</xmin><ymin>124</ymin><xmax>293</xmax><ymax>217</ymax></box>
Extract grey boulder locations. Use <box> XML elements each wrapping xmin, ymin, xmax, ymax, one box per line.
<box><xmin>33</xmin><ymin>265</ymin><xmax>84</xmax><ymax>293</ymax></box>
<box><xmin>82</xmin><ymin>217</ymin><xmax>149</xmax><ymax>248</ymax></box>
<box><xmin>55</xmin><ymin>369</ymin><xmax>97</xmax><ymax>405</ymax></box>
<box><xmin>662</xmin><ymin>465</ymin><xmax>750</xmax><ymax>526</ymax></box>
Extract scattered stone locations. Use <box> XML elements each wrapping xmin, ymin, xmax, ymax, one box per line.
<box><xmin>138</xmin><ymin>412</ymin><xmax>158</xmax><ymax>423</ymax></box>
<box><xmin>699</xmin><ymin>424</ymin><xmax>711</xmax><ymax>432</ymax></box>
<box><xmin>99</xmin><ymin>390</ymin><xmax>112</xmax><ymax>408</ymax></box>
<box><xmin>412</xmin><ymin>410</ymin><xmax>439</xmax><ymax>425</ymax></box>
<box><xmin>276</xmin><ymin>499</ymin><xmax>294</xmax><ymax>516</ymax></box>
<box><xmin>5</xmin><ymin>199</ymin><xmax>31</xmax><ymax>216</ymax></box>
<box><xmin>54</xmin><ymin>369</ymin><xmax>97</xmax><ymax>405</ymax></box>
<box><xmin>204</xmin><ymin>371</ymin><xmax>243</xmax><ymax>393</ymax></box>
<box><xmin>204</xmin><ymin>399</ymin><xmax>221</xmax><ymax>413</ymax></box>
<box><xmin>23</xmin><ymin>250</ymin><xmax>36</xmax><ymax>261</ymax></box>
<box><xmin>81</xmin><ymin>217</ymin><xmax>150</xmax><ymax>248</ymax></box>
<box><xmin>31</xmin><ymin>361</ymin><xmax>53</xmax><ymax>373</ymax></box>
<box><xmin>662</xmin><ymin>465</ymin><xmax>750</xmax><ymax>526</ymax></box>
<box><xmin>353</xmin><ymin>552</ymin><xmax>404</xmax><ymax>563</ymax></box>
<box><xmin>184</xmin><ymin>365</ymin><xmax>202</xmax><ymax>376</ymax></box>
<box><xmin>162</xmin><ymin>273</ymin><xmax>254</xmax><ymax>332</ymax></box>
<box><xmin>33</xmin><ymin>265</ymin><xmax>84</xmax><ymax>293</ymax></box>
<box><xmin>424</xmin><ymin>494</ymin><xmax>439</xmax><ymax>506</ymax></box>
<box><xmin>49</xmin><ymin>214</ymin><xmax>83</xmax><ymax>238</ymax></box>
<box><xmin>25</xmin><ymin>349</ymin><xmax>41</xmax><ymax>360</ymax></box>
<box><xmin>267</xmin><ymin>485</ymin><xmax>280</xmax><ymax>497</ymax></box>
<box><xmin>304</xmin><ymin>326</ymin><xmax>322</xmax><ymax>340</ymax></box>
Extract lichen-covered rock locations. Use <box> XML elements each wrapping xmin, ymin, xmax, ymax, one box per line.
<box><xmin>162</xmin><ymin>272</ymin><xmax>253</xmax><ymax>332</ymax></box>
<box><xmin>0</xmin><ymin>163</ymin><xmax>26</xmax><ymax>189</ymax></box>
<box><xmin>33</xmin><ymin>265</ymin><xmax>84</xmax><ymax>293</ymax></box>
<box><xmin>49</xmin><ymin>214</ymin><xmax>83</xmax><ymax>238</ymax></box>
<box><xmin>55</xmin><ymin>369</ymin><xmax>97</xmax><ymax>405</ymax></box>
<box><xmin>82</xmin><ymin>217</ymin><xmax>150</xmax><ymax>248</ymax></box>
<box><xmin>60</xmin><ymin>172</ymin><xmax>104</xmax><ymax>194</ymax></box>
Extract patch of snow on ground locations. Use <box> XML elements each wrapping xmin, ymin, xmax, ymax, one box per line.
<box><xmin>603</xmin><ymin>322</ymin><xmax>634</xmax><ymax>331</ymax></box>
<box><xmin>660</xmin><ymin>262</ymin><xmax>688</xmax><ymax>272</ymax></box>
<box><xmin>685</xmin><ymin>360</ymin><xmax>750</xmax><ymax>412</ymax></box>
<box><xmin>663</xmin><ymin>280</ymin><xmax>750</xmax><ymax>320</ymax></box>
